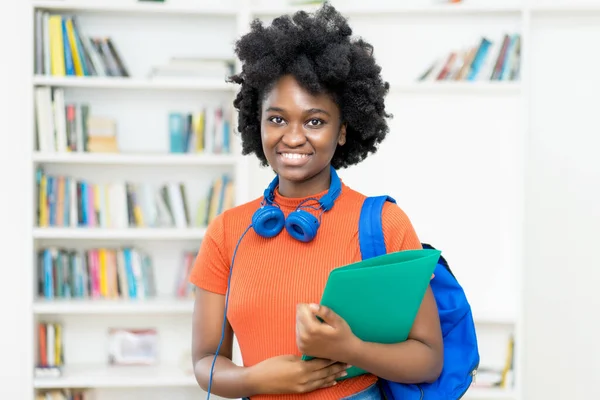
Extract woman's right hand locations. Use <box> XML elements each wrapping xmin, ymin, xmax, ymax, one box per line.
<box><xmin>246</xmin><ymin>354</ymin><xmax>351</xmax><ymax>395</ymax></box>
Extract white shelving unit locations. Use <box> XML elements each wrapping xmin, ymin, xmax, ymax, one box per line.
<box><xmin>33</xmin><ymin>75</ymin><xmax>238</xmax><ymax>91</ymax></box>
<box><xmin>32</xmin><ymin>227</ymin><xmax>207</xmax><ymax>240</ymax></box>
<box><xmin>33</xmin><ymin>298</ymin><xmax>194</xmax><ymax>315</ymax></box>
<box><xmin>31</xmin><ymin>0</ymin><xmax>238</xmax><ymax>16</ymax></box>
<box><xmin>34</xmin><ymin>364</ymin><xmax>197</xmax><ymax>389</ymax></box>
<box><xmin>25</xmin><ymin>0</ymin><xmax>539</xmax><ymax>399</ymax></box>
<box><xmin>32</xmin><ymin>152</ymin><xmax>237</xmax><ymax>166</ymax></box>
<box><xmin>30</xmin><ymin>1</ymin><xmax>246</xmax><ymax>399</ymax></box>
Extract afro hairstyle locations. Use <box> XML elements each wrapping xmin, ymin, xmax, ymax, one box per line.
<box><xmin>228</xmin><ymin>2</ymin><xmax>391</xmax><ymax>169</ymax></box>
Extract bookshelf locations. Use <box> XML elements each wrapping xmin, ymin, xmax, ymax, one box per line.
<box><xmin>34</xmin><ymin>364</ymin><xmax>197</xmax><ymax>389</ymax></box>
<box><xmin>33</xmin><ymin>75</ymin><xmax>238</xmax><ymax>91</ymax></box>
<box><xmin>30</xmin><ymin>1</ymin><xmax>242</xmax><ymax>400</ymax></box>
<box><xmin>33</xmin><ymin>298</ymin><xmax>194</xmax><ymax>315</ymax></box>
<box><xmin>31</xmin><ymin>0</ymin><xmax>238</xmax><ymax>16</ymax></box>
<box><xmin>32</xmin><ymin>152</ymin><xmax>237</xmax><ymax>166</ymax></box>
<box><xmin>32</xmin><ymin>227</ymin><xmax>207</xmax><ymax>240</ymax></box>
<box><xmin>25</xmin><ymin>0</ymin><xmax>528</xmax><ymax>399</ymax></box>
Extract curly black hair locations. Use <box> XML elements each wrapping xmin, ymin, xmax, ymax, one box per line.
<box><xmin>228</xmin><ymin>2</ymin><xmax>392</xmax><ymax>169</ymax></box>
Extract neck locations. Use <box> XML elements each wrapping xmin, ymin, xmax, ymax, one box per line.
<box><xmin>277</xmin><ymin>166</ymin><xmax>332</xmax><ymax>198</ymax></box>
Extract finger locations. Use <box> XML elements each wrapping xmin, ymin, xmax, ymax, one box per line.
<box><xmin>304</xmin><ymin>364</ymin><xmax>350</xmax><ymax>391</ymax></box>
<box><xmin>309</xmin><ymin>360</ymin><xmax>350</xmax><ymax>378</ymax></box>
<box><xmin>309</xmin><ymin>304</ymin><xmax>339</xmax><ymax>328</ymax></box>
<box><xmin>297</xmin><ymin>303</ymin><xmax>319</xmax><ymax>329</ymax></box>
<box><xmin>305</xmin><ymin>357</ymin><xmax>337</xmax><ymax>370</ymax></box>
<box><xmin>296</xmin><ymin>304</ymin><xmax>322</xmax><ymax>345</ymax></box>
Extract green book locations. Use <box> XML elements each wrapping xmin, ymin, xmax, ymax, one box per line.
<box><xmin>302</xmin><ymin>248</ymin><xmax>441</xmax><ymax>379</ymax></box>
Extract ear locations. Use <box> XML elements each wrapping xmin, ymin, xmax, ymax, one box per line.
<box><xmin>337</xmin><ymin>123</ymin><xmax>347</xmax><ymax>146</ymax></box>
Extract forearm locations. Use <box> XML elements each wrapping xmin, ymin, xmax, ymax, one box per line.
<box><xmin>194</xmin><ymin>355</ymin><xmax>254</xmax><ymax>398</ymax></box>
<box><xmin>343</xmin><ymin>337</ymin><xmax>443</xmax><ymax>384</ymax></box>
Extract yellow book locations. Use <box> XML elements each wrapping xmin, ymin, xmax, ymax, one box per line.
<box><xmin>54</xmin><ymin>323</ymin><xmax>62</xmax><ymax>366</ymax></box>
<box><xmin>93</xmin><ymin>184</ymin><xmax>101</xmax><ymax>227</ymax></box>
<box><xmin>195</xmin><ymin>111</ymin><xmax>205</xmax><ymax>152</ymax></box>
<box><xmin>39</xmin><ymin>174</ymin><xmax>48</xmax><ymax>227</ymax></box>
<box><xmin>133</xmin><ymin>207</ymin><xmax>144</xmax><ymax>227</ymax></box>
<box><xmin>48</xmin><ymin>15</ymin><xmax>65</xmax><ymax>76</ymax></box>
<box><xmin>500</xmin><ymin>335</ymin><xmax>514</xmax><ymax>388</ymax></box>
<box><xmin>65</xmin><ymin>18</ymin><xmax>83</xmax><ymax>76</ymax></box>
<box><xmin>99</xmin><ymin>249</ymin><xmax>108</xmax><ymax>297</ymax></box>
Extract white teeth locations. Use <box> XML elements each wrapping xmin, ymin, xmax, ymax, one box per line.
<box><xmin>282</xmin><ymin>153</ymin><xmax>308</xmax><ymax>159</ymax></box>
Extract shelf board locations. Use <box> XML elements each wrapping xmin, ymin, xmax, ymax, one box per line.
<box><xmin>252</xmin><ymin>4</ymin><xmax>522</xmax><ymax>17</ymax></box>
<box><xmin>31</xmin><ymin>0</ymin><xmax>237</xmax><ymax>17</ymax></box>
<box><xmin>34</xmin><ymin>364</ymin><xmax>197</xmax><ymax>389</ymax></box>
<box><xmin>529</xmin><ymin>4</ymin><xmax>600</xmax><ymax>13</ymax></box>
<box><xmin>32</xmin><ymin>152</ymin><xmax>237</xmax><ymax>166</ymax></box>
<box><xmin>390</xmin><ymin>81</ymin><xmax>521</xmax><ymax>95</ymax></box>
<box><xmin>463</xmin><ymin>387</ymin><xmax>516</xmax><ymax>400</ymax></box>
<box><xmin>32</xmin><ymin>76</ymin><xmax>236</xmax><ymax>91</ymax></box>
<box><xmin>33</xmin><ymin>298</ymin><xmax>194</xmax><ymax>315</ymax></box>
<box><xmin>32</xmin><ymin>227</ymin><xmax>207</xmax><ymax>240</ymax></box>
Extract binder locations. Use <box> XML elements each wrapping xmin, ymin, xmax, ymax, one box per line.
<box><xmin>302</xmin><ymin>248</ymin><xmax>441</xmax><ymax>379</ymax></box>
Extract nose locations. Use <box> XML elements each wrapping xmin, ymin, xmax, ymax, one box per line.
<box><xmin>281</xmin><ymin>122</ymin><xmax>307</xmax><ymax>148</ymax></box>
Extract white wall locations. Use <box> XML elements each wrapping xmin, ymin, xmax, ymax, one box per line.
<box><xmin>522</xmin><ymin>10</ymin><xmax>600</xmax><ymax>399</ymax></box>
<box><xmin>0</xmin><ymin>0</ymin><xmax>33</xmax><ymax>398</ymax></box>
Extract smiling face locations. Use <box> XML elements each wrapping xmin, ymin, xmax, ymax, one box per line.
<box><xmin>260</xmin><ymin>75</ymin><xmax>346</xmax><ymax>198</ymax></box>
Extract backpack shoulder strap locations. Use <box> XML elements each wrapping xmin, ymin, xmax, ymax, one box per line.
<box><xmin>358</xmin><ymin>195</ymin><xmax>396</xmax><ymax>260</ymax></box>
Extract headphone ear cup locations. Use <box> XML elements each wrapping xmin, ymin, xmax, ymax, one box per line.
<box><xmin>252</xmin><ymin>206</ymin><xmax>285</xmax><ymax>238</ymax></box>
<box><xmin>285</xmin><ymin>210</ymin><xmax>320</xmax><ymax>243</ymax></box>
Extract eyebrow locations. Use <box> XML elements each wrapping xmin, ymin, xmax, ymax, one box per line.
<box><xmin>265</xmin><ymin>106</ymin><xmax>331</xmax><ymax>117</ymax></box>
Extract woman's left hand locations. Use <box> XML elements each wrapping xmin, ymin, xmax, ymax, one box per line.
<box><xmin>296</xmin><ymin>303</ymin><xmax>359</xmax><ymax>363</ymax></box>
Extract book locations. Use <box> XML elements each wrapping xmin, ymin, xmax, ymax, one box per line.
<box><xmin>302</xmin><ymin>248</ymin><xmax>440</xmax><ymax>379</ymax></box>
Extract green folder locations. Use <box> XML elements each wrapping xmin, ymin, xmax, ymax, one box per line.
<box><xmin>302</xmin><ymin>248</ymin><xmax>441</xmax><ymax>379</ymax></box>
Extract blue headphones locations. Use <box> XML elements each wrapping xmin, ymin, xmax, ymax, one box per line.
<box><xmin>205</xmin><ymin>165</ymin><xmax>342</xmax><ymax>399</ymax></box>
<box><xmin>252</xmin><ymin>165</ymin><xmax>342</xmax><ymax>242</ymax></box>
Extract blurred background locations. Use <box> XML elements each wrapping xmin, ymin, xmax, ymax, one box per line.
<box><xmin>0</xmin><ymin>0</ymin><xmax>598</xmax><ymax>399</ymax></box>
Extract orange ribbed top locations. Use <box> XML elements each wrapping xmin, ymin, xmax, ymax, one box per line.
<box><xmin>189</xmin><ymin>181</ymin><xmax>422</xmax><ymax>400</ymax></box>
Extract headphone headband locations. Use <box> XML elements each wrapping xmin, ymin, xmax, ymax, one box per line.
<box><xmin>263</xmin><ymin>165</ymin><xmax>341</xmax><ymax>211</ymax></box>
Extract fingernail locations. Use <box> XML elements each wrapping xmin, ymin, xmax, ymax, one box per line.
<box><xmin>340</xmin><ymin>371</ymin><xmax>348</xmax><ymax>377</ymax></box>
<box><xmin>309</xmin><ymin>303</ymin><xmax>319</xmax><ymax>311</ymax></box>
<box><xmin>346</xmin><ymin>364</ymin><xmax>352</xmax><ymax>369</ymax></box>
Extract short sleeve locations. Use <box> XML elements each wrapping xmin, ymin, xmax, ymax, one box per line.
<box><xmin>381</xmin><ymin>201</ymin><xmax>423</xmax><ymax>253</ymax></box>
<box><xmin>188</xmin><ymin>213</ymin><xmax>230</xmax><ymax>295</ymax></box>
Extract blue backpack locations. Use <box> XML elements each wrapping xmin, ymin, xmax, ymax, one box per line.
<box><xmin>358</xmin><ymin>195</ymin><xmax>480</xmax><ymax>400</ymax></box>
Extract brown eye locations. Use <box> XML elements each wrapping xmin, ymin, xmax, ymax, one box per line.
<box><xmin>269</xmin><ymin>116</ymin><xmax>284</xmax><ymax>124</ymax></box>
<box><xmin>307</xmin><ymin>118</ymin><xmax>323</xmax><ymax>127</ymax></box>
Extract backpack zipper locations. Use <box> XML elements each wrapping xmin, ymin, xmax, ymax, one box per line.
<box><xmin>457</xmin><ymin>366</ymin><xmax>479</xmax><ymax>399</ymax></box>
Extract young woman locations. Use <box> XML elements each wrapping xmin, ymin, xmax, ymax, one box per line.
<box><xmin>190</xmin><ymin>3</ymin><xmax>443</xmax><ymax>400</ymax></box>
